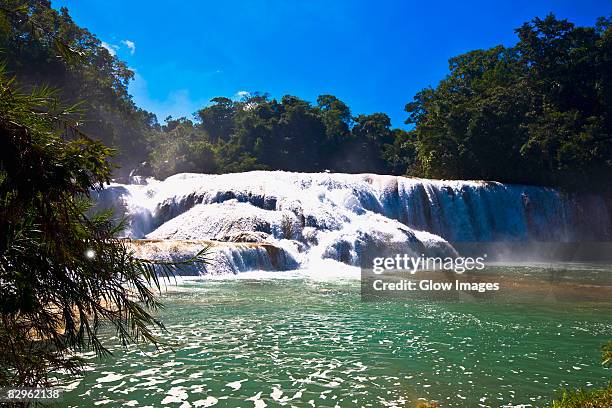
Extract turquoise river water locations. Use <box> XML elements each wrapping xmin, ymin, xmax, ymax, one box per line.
<box><xmin>57</xmin><ymin>264</ymin><xmax>611</xmax><ymax>408</ymax></box>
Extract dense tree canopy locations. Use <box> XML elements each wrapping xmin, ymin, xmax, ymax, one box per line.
<box><xmin>2</xmin><ymin>2</ymin><xmax>610</xmax><ymax>192</ymax></box>
<box><xmin>405</xmin><ymin>14</ymin><xmax>612</xmax><ymax>190</ymax></box>
<box><xmin>0</xmin><ymin>0</ymin><xmax>412</xmax><ymax>178</ymax></box>
<box><xmin>0</xmin><ymin>0</ymin><xmax>158</xmax><ymax>174</ymax></box>
<box><xmin>148</xmin><ymin>93</ymin><xmax>412</xmax><ymax>177</ymax></box>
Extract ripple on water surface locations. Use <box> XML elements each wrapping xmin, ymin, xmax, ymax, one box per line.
<box><xmin>59</xmin><ymin>268</ymin><xmax>612</xmax><ymax>408</ymax></box>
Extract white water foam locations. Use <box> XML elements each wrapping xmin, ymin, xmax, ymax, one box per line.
<box><xmin>95</xmin><ymin>171</ymin><xmax>611</xmax><ymax>275</ymax></box>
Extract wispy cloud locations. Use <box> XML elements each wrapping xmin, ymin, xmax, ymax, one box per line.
<box><xmin>121</xmin><ymin>40</ymin><xmax>136</xmax><ymax>55</ymax></box>
<box><xmin>100</xmin><ymin>41</ymin><xmax>118</xmax><ymax>56</ymax></box>
<box><xmin>100</xmin><ymin>39</ymin><xmax>135</xmax><ymax>57</ymax></box>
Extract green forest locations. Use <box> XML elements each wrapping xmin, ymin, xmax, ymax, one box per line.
<box><xmin>1</xmin><ymin>1</ymin><xmax>611</xmax><ymax>190</ymax></box>
<box><xmin>0</xmin><ymin>2</ymin><xmax>611</xmax><ymax>406</ymax></box>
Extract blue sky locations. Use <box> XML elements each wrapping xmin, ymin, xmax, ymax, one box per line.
<box><xmin>53</xmin><ymin>0</ymin><xmax>607</xmax><ymax>128</ymax></box>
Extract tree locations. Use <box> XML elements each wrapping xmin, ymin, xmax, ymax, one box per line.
<box><xmin>150</xmin><ymin>92</ymin><xmax>412</xmax><ymax>176</ymax></box>
<box><xmin>405</xmin><ymin>14</ymin><xmax>612</xmax><ymax>190</ymax></box>
<box><xmin>149</xmin><ymin>117</ymin><xmax>218</xmax><ymax>179</ymax></box>
<box><xmin>349</xmin><ymin>113</ymin><xmax>395</xmax><ymax>173</ymax></box>
<box><xmin>0</xmin><ymin>0</ymin><xmax>158</xmax><ymax>175</ymax></box>
<box><xmin>316</xmin><ymin>94</ymin><xmax>353</xmax><ymax>170</ymax></box>
<box><xmin>0</xmin><ymin>66</ymin><xmax>206</xmax><ymax>391</ymax></box>
<box><xmin>382</xmin><ymin>129</ymin><xmax>417</xmax><ymax>175</ymax></box>
<box><xmin>196</xmin><ymin>97</ymin><xmax>236</xmax><ymax>144</ymax></box>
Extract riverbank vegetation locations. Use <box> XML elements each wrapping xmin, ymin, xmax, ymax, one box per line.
<box><xmin>1</xmin><ymin>2</ymin><xmax>610</xmax><ymax>191</ymax></box>
<box><xmin>0</xmin><ymin>5</ymin><xmax>207</xmax><ymax>391</ymax></box>
<box><xmin>148</xmin><ymin>96</ymin><xmax>412</xmax><ymax>178</ymax></box>
<box><xmin>549</xmin><ymin>342</ymin><xmax>612</xmax><ymax>407</ymax></box>
<box><xmin>551</xmin><ymin>340</ymin><xmax>612</xmax><ymax>408</ymax></box>
<box><xmin>0</xmin><ymin>63</ymin><xmax>208</xmax><ymax>390</ymax></box>
<box><xmin>407</xmin><ymin>15</ymin><xmax>612</xmax><ymax>191</ymax></box>
<box><xmin>550</xmin><ymin>384</ymin><xmax>612</xmax><ymax>408</ymax></box>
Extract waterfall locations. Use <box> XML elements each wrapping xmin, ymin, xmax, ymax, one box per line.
<box><xmin>95</xmin><ymin>171</ymin><xmax>612</xmax><ymax>274</ymax></box>
<box><xmin>127</xmin><ymin>240</ymin><xmax>299</xmax><ymax>275</ymax></box>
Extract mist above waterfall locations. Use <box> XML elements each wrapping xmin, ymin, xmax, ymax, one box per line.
<box><xmin>95</xmin><ymin>171</ymin><xmax>612</xmax><ymax>274</ymax></box>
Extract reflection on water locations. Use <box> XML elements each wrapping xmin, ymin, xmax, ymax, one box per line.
<box><xmin>58</xmin><ymin>264</ymin><xmax>612</xmax><ymax>408</ymax></box>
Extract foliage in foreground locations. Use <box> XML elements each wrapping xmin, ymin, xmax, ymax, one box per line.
<box><xmin>550</xmin><ymin>383</ymin><xmax>612</xmax><ymax>408</ymax></box>
<box><xmin>549</xmin><ymin>341</ymin><xmax>612</xmax><ymax>408</ymax></box>
<box><xmin>0</xmin><ymin>66</ymin><xmax>207</xmax><ymax>389</ymax></box>
<box><xmin>603</xmin><ymin>340</ymin><xmax>612</xmax><ymax>367</ymax></box>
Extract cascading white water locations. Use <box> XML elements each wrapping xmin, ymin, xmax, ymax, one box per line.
<box><xmin>94</xmin><ymin>171</ymin><xmax>611</xmax><ymax>275</ymax></box>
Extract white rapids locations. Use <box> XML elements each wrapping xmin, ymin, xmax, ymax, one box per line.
<box><xmin>94</xmin><ymin>171</ymin><xmax>611</xmax><ymax>275</ymax></box>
